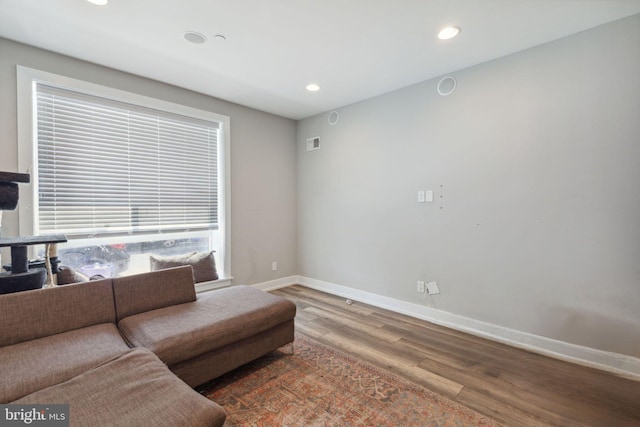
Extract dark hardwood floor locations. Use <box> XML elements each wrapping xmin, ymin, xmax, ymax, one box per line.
<box><xmin>271</xmin><ymin>285</ymin><xmax>640</xmax><ymax>427</ymax></box>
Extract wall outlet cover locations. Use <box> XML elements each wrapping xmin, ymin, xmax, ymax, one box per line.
<box><xmin>426</xmin><ymin>281</ymin><xmax>440</xmax><ymax>295</ymax></box>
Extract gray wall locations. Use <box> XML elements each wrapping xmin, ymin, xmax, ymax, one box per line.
<box><xmin>297</xmin><ymin>14</ymin><xmax>640</xmax><ymax>358</ymax></box>
<box><xmin>1</xmin><ymin>14</ymin><xmax>638</xmax><ymax>360</ymax></box>
<box><xmin>0</xmin><ymin>37</ymin><xmax>297</xmax><ymax>286</ymax></box>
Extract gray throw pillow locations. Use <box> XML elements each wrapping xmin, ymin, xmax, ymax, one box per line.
<box><xmin>149</xmin><ymin>251</ymin><xmax>218</xmax><ymax>283</ymax></box>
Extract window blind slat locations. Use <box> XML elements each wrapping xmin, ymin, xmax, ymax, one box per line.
<box><xmin>35</xmin><ymin>82</ymin><xmax>219</xmax><ymax>236</ymax></box>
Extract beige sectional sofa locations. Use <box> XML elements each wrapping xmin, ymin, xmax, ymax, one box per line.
<box><xmin>0</xmin><ymin>266</ymin><xmax>297</xmax><ymax>426</ymax></box>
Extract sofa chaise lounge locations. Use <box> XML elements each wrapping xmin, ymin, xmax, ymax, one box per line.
<box><xmin>0</xmin><ymin>266</ymin><xmax>297</xmax><ymax>426</ymax></box>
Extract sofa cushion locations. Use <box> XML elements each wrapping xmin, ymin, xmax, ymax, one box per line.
<box><xmin>150</xmin><ymin>251</ymin><xmax>218</xmax><ymax>283</ymax></box>
<box><xmin>14</xmin><ymin>348</ymin><xmax>226</xmax><ymax>427</ymax></box>
<box><xmin>112</xmin><ymin>265</ymin><xmax>196</xmax><ymax>322</ymax></box>
<box><xmin>0</xmin><ymin>279</ymin><xmax>116</xmax><ymax>347</ymax></box>
<box><xmin>118</xmin><ymin>285</ymin><xmax>297</xmax><ymax>366</ymax></box>
<box><xmin>0</xmin><ymin>323</ymin><xmax>130</xmax><ymax>403</ymax></box>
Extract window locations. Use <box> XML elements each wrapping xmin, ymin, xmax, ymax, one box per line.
<box><xmin>17</xmin><ymin>67</ymin><xmax>230</xmax><ymax>288</ymax></box>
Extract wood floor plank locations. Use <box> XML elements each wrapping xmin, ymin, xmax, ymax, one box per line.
<box><xmin>290</xmin><ymin>286</ymin><xmax>375</xmax><ymax>316</ymax></box>
<box><xmin>273</xmin><ymin>286</ymin><xmax>640</xmax><ymax>426</ymax></box>
<box><xmin>303</xmin><ymin>306</ymin><xmax>401</xmax><ymax>343</ymax></box>
<box><xmin>454</xmin><ymin>387</ymin><xmax>581</xmax><ymax>427</ymax></box>
<box><xmin>302</xmin><ymin>302</ymin><xmax>387</xmax><ymax>328</ymax></box>
<box><xmin>293</xmin><ymin>320</ymin><xmax>331</xmax><ymax>339</ymax></box>
<box><xmin>415</xmin><ymin>352</ymin><xmax>603</xmax><ymax>426</ymax></box>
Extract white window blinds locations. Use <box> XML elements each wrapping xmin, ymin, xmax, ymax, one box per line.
<box><xmin>35</xmin><ymin>83</ymin><xmax>220</xmax><ymax>237</ymax></box>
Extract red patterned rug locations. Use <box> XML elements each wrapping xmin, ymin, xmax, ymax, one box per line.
<box><xmin>199</xmin><ymin>334</ymin><xmax>501</xmax><ymax>426</ymax></box>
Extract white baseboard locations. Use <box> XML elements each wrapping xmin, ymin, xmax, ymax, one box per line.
<box><xmin>250</xmin><ymin>275</ymin><xmax>299</xmax><ymax>292</ymax></box>
<box><xmin>296</xmin><ymin>275</ymin><xmax>640</xmax><ymax>381</ymax></box>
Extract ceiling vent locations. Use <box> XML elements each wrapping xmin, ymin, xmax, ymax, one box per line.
<box><xmin>306</xmin><ymin>136</ymin><xmax>320</xmax><ymax>151</ymax></box>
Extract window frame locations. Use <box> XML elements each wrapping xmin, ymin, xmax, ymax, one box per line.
<box><xmin>17</xmin><ymin>66</ymin><xmax>232</xmax><ymax>287</ymax></box>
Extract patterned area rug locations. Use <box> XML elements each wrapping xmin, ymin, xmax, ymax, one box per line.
<box><xmin>199</xmin><ymin>335</ymin><xmax>502</xmax><ymax>426</ymax></box>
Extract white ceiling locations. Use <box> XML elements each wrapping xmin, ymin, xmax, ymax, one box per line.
<box><xmin>1</xmin><ymin>0</ymin><xmax>639</xmax><ymax>120</ymax></box>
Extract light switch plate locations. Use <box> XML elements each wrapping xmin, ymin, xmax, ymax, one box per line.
<box><xmin>425</xmin><ymin>190</ymin><xmax>434</xmax><ymax>202</ymax></box>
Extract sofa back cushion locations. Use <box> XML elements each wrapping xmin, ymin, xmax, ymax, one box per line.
<box><xmin>0</xmin><ymin>278</ymin><xmax>116</xmax><ymax>347</ymax></box>
<box><xmin>112</xmin><ymin>266</ymin><xmax>196</xmax><ymax>322</ymax></box>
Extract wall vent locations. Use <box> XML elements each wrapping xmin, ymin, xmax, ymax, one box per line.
<box><xmin>306</xmin><ymin>136</ymin><xmax>320</xmax><ymax>151</ymax></box>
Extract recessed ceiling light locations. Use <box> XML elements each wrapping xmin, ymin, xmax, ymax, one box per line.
<box><xmin>183</xmin><ymin>31</ymin><xmax>207</xmax><ymax>44</ymax></box>
<box><xmin>437</xmin><ymin>26</ymin><xmax>461</xmax><ymax>40</ymax></box>
<box><xmin>87</xmin><ymin>0</ymin><xmax>108</xmax><ymax>5</ymax></box>
<box><xmin>306</xmin><ymin>83</ymin><xmax>321</xmax><ymax>92</ymax></box>
<box><xmin>214</xmin><ymin>34</ymin><xmax>227</xmax><ymax>41</ymax></box>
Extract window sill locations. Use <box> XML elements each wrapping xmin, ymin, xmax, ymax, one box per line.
<box><xmin>196</xmin><ymin>277</ymin><xmax>233</xmax><ymax>293</ymax></box>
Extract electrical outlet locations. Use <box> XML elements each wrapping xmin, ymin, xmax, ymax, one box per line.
<box><xmin>416</xmin><ymin>281</ymin><xmax>425</xmax><ymax>293</ymax></box>
<box><xmin>426</xmin><ymin>281</ymin><xmax>440</xmax><ymax>295</ymax></box>
<box><xmin>271</xmin><ymin>261</ymin><xmax>278</xmax><ymax>271</ymax></box>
